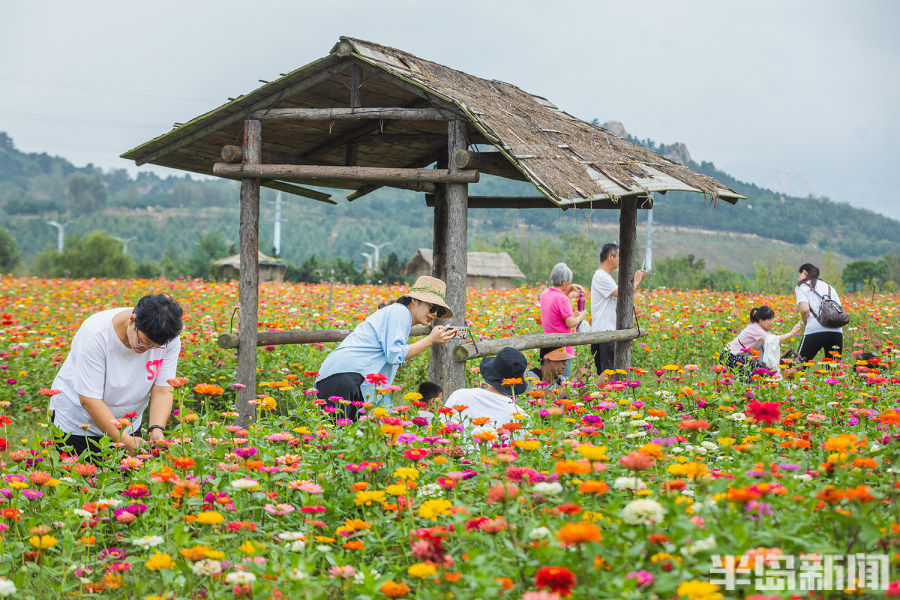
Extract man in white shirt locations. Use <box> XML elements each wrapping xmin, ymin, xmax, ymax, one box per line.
<box><xmin>49</xmin><ymin>294</ymin><xmax>183</xmax><ymax>457</ymax></box>
<box><xmin>794</xmin><ymin>263</ymin><xmax>843</xmax><ymax>362</ymax></box>
<box><xmin>444</xmin><ymin>347</ymin><xmax>528</xmax><ymax>436</ymax></box>
<box><xmin>590</xmin><ymin>243</ymin><xmax>645</xmax><ymax>375</ymax></box>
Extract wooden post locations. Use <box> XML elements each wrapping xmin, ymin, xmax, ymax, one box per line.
<box><xmin>614</xmin><ymin>196</ymin><xmax>638</xmax><ymax>376</ymax></box>
<box><xmin>427</xmin><ymin>154</ymin><xmax>448</xmax><ymax>385</ymax></box>
<box><xmin>440</xmin><ymin>119</ymin><xmax>469</xmax><ymax>394</ymax></box>
<box><xmin>345</xmin><ymin>65</ymin><xmax>362</xmax><ymax>167</ymax></box>
<box><xmin>236</xmin><ymin>119</ymin><xmax>261</xmax><ymax>426</ymax></box>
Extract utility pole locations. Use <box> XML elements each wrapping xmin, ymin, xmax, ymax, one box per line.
<box><xmin>113</xmin><ymin>235</ymin><xmax>137</xmax><ymax>255</ymax></box>
<box><xmin>273</xmin><ymin>190</ymin><xmax>282</xmax><ymax>256</ymax></box>
<box><xmin>645</xmin><ymin>207</ymin><xmax>653</xmax><ymax>272</ymax></box>
<box><xmin>364</xmin><ymin>242</ymin><xmax>390</xmax><ymax>269</ymax></box>
<box><xmin>46</xmin><ymin>220</ymin><xmax>72</xmax><ymax>252</ymax></box>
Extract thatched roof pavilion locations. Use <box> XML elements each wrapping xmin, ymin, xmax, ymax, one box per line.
<box><xmin>404</xmin><ymin>249</ymin><xmax>525</xmax><ymax>289</ymax></box>
<box><xmin>122</xmin><ymin>36</ymin><xmax>741</xmax><ymax>424</ymax></box>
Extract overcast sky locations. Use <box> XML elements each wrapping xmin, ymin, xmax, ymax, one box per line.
<box><xmin>3</xmin><ymin>0</ymin><xmax>898</xmax><ymax>219</ymax></box>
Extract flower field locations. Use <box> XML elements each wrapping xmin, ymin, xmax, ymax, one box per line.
<box><xmin>0</xmin><ymin>276</ymin><xmax>898</xmax><ymax>599</ymax></box>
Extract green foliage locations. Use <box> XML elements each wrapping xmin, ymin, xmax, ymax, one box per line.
<box><xmin>377</xmin><ymin>251</ymin><xmax>406</xmax><ymax>284</ymax></box>
<box><xmin>188</xmin><ymin>231</ymin><xmax>230</xmax><ymax>279</ymax></box>
<box><xmin>65</xmin><ymin>172</ymin><xmax>107</xmax><ymax>214</ymax></box>
<box><xmin>841</xmin><ymin>255</ymin><xmax>899</xmax><ymax>292</ymax></box>
<box><xmin>0</xmin><ymin>226</ymin><xmax>21</xmax><ymax>272</ymax></box>
<box><xmin>754</xmin><ymin>258</ymin><xmax>795</xmax><ymax>294</ymax></box>
<box><xmin>32</xmin><ymin>230</ymin><xmax>134</xmax><ymax>278</ymax></box>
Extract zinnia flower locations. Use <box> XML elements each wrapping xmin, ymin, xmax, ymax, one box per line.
<box><xmin>621</xmin><ymin>499</ymin><xmax>666</xmax><ymax>526</ymax></box>
<box><xmin>534</xmin><ymin>566</ymin><xmax>576</xmax><ymax>595</ymax></box>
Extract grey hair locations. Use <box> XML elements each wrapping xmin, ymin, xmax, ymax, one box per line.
<box><xmin>550</xmin><ymin>262</ymin><xmax>573</xmax><ymax>287</ymax></box>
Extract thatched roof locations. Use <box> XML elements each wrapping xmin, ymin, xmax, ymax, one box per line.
<box><xmin>212</xmin><ymin>250</ymin><xmax>285</xmax><ymax>270</ymax></box>
<box><xmin>404</xmin><ymin>249</ymin><xmax>525</xmax><ymax>279</ymax></box>
<box><xmin>122</xmin><ymin>36</ymin><xmax>741</xmax><ymax>207</ymax></box>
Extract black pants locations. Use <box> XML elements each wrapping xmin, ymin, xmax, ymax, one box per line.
<box><xmin>591</xmin><ymin>342</ymin><xmax>615</xmax><ymax>374</ymax></box>
<box><xmin>316</xmin><ymin>372</ymin><xmax>365</xmax><ymax>421</ymax></box>
<box><xmin>719</xmin><ymin>349</ymin><xmax>748</xmax><ymax>371</ymax></box>
<box><xmin>798</xmin><ymin>331</ymin><xmax>843</xmax><ymax>362</ymax></box>
<box><xmin>53</xmin><ymin>412</ymin><xmax>141</xmax><ymax>461</ymax></box>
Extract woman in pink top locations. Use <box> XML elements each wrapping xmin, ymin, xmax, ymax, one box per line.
<box><xmin>539</xmin><ymin>263</ymin><xmax>588</xmax><ymax>376</ymax></box>
<box><xmin>719</xmin><ymin>306</ymin><xmax>802</xmax><ymax>374</ymax></box>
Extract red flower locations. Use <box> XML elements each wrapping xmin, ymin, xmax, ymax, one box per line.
<box><xmin>0</xmin><ymin>438</ymin><xmax>7</xmax><ymax>452</ymax></box>
<box><xmin>534</xmin><ymin>566</ymin><xmax>576</xmax><ymax>595</ymax></box>
<box><xmin>365</xmin><ymin>373</ymin><xmax>388</xmax><ymax>385</ymax></box>
<box><xmin>746</xmin><ymin>401</ymin><xmax>781</xmax><ymax>424</ymax></box>
<box><xmin>38</xmin><ymin>389</ymin><xmax>61</xmax><ymax>396</ymax></box>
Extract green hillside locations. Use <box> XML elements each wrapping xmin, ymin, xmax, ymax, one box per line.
<box><xmin>0</xmin><ymin>130</ymin><xmax>897</xmax><ymax>278</ymax></box>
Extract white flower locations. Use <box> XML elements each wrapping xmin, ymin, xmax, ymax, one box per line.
<box><xmin>701</xmin><ymin>441</ymin><xmax>718</xmax><ymax>450</ymax></box>
<box><xmin>626</xmin><ymin>431</ymin><xmax>647</xmax><ymax>438</ymax></box>
<box><xmin>316</xmin><ymin>545</ymin><xmax>332</xmax><ymax>553</ymax></box>
<box><xmin>191</xmin><ymin>559</ymin><xmax>222</xmax><ymax>576</ymax></box>
<box><xmin>670</xmin><ymin>446</ymin><xmax>684</xmax><ymax>454</ymax></box>
<box><xmin>693</xmin><ymin>446</ymin><xmax>708</xmax><ymax>455</ymax></box>
<box><xmin>684</xmin><ymin>535</ymin><xmax>716</xmax><ymax>556</ymax></box>
<box><xmin>0</xmin><ymin>578</ymin><xmax>16</xmax><ymax>596</ymax></box>
<box><xmin>416</xmin><ymin>483</ymin><xmax>443</xmax><ymax>498</ymax></box>
<box><xmin>224</xmin><ymin>571</ymin><xmax>257</xmax><ymax>585</ymax></box>
<box><xmin>73</xmin><ymin>509</ymin><xmax>93</xmax><ymax>519</ymax></box>
<box><xmin>869</xmin><ymin>443</ymin><xmax>881</xmax><ymax>452</ymax></box>
<box><xmin>231</xmin><ymin>477</ymin><xmax>260</xmax><ymax>490</ymax></box>
<box><xmin>528</xmin><ymin>526</ymin><xmax>552</xmax><ymax>540</ymax></box>
<box><xmin>97</xmin><ymin>497</ymin><xmax>122</xmax><ymax>507</ymax></box>
<box><xmin>645</xmin><ymin>415</ymin><xmax>660</xmax><ymax>421</ymax></box>
<box><xmin>288</xmin><ymin>568</ymin><xmax>307</xmax><ymax>581</ymax></box>
<box><xmin>631</xmin><ymin>420</ymin><xmax>648</xmax><ymax>427</ymax></box>
<box><xmin>532</xmin><ymin>482</ymin><xmax>563</xmax><ymax>496</ymax></box>
<box><xmin>289</xmin><ymin>540</ymin><xmax>306</xmax><ymax>552</ymax></box>
<box><xmin>728</xmin><ymin>412</ymin><xmax>747</xmax><ymax>422</ymax></box>
<box><xmin>795</xmin><ymin>474</ymin><xmax>813</xmax><ymax>482</ymax></box>
<box><xmin>277</xmin><ymin>531</ymin><xmax>305</xmax><ymax>541</ymax></box>
<box><xmin>621</xmin><ymin>499</ymin><xmax>666</xmax><ymax>525</ymax></box>
<box><xmin>132</xmin><ymin>535</ymin><xmax>164</xmax><ymax>549</ymax></box>
<box><xmin>613</xmin><ymin>477</ymin><xmax>647</xmax><ymax>491</ymax></box>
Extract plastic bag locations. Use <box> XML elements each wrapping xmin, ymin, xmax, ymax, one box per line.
<box><xmin>762</xmin><ymin>335</ymin><xmax>781</xmax><ymax>370</ymax></box>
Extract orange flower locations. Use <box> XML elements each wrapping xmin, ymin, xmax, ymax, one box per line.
<box><xmin>167</xmin><ymin>377</ymin><xmax>189</xmax><ymax>388</ymax></box>
<box><xmin>74</xmin><ymin>463</ymin><xmax>98</xmax><ymax>477</ymax></box>
<box><xmin>578</xmin><ymin>480</ymin><xmax>609</xmax><ymax>494</ymax></box>
<box><xmin>29</xmin><ymin>471</ymin><xmax>52</xmax><ymax>485</ymax></box>
<box><xmin>554</xmin><ymin>460</ymin><xmax>591</xmax><ymax>475</ymax></box>
<box><xmin>342</xmin><ymin>540</ymin><xmax>364</xmax><ymax>551</ymax></box>
<box><xmin>556</xmin><ymin>522</ymin><xmax>602</xmax><ymax>545</ymax></box>
<box><xmin>171</xmin><ymin>479</ymin><xmax>200</xmax><ymax>499</ymax></box>
<box><xmin>172</xmin><ymin>457</ymin><xmax>195</xmax><ymax>470</ymax></box>
<box><xmin>727</xmin><ymin>486</ymin><xmax>762</xmax><ymax>503</ymax></box>
<box><xmin>379</xmin><ymin>580</ymin><xmax>411</xmax><ymax>598</ymax></box>
<box><xmin>814</xmin><ymin>485</ymin><xmax>845</xmax><ymax>504</ymax></box>
<box><xmin>193</xmin><ymin>383</ymin><xmax>224</xmax><ymax>395</ymax></box>
<box><xmin>678</xmin><ymin>419</ymin><xmax>710</xmax><ymax>430</ymax></box>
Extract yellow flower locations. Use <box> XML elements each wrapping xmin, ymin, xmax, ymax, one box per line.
<box><xmin>9</xmin><ymin>481</ymin><xmax>27</xmax><ymax>489</ymax></box>
<box><xmin>418</xmin><ymin>499</ymin><xmax>453</xmax><ymax>520</ymax></box>
<box><xmin>575</xmin><ymin>444</ymin><xmax>609</xmax><ymax>461</ymax></box>
<box><xmin>29</xmin><ymin>534</ymin><xmax>57</xmax><ymax>549</ymax></box>
<box><xmin>354</xmin><ymin>490</ymin><xmax>387</xmax><ymax>506</ymax></box>
<box><xmin>195</xmin><ymin>511</ymin><xmax>224</xmax><ymax>525</ymax></box>
<box><xmin>385</xmin><ymin>483</ymin><xmax>408</xmax><ymax>496</ymax></box>
<box><xmin>403</xmin><ymin>392</ymin><xmax>423</xmax><ymax>402</ymax></box>
<box><xmin>145</xmin><ymin>551</ymin><xmax>175</xmax><ymax>571</ymax></box>
<box><xmin>511</xmin><ymin>439</ymin><xmax>540</xmax><ymax>451</ymax></box>
<box><xmin>676</xmin><ymin>580</ymin><xmax>723</xmax><ymax>600</ymax></box>
<box><xmin>716</xmin><ymin>437</ymin><xmax>735</xmax><ymax>447</ymax></box>
<box><xmin>239</xmin><ymin>539</ymin><xmax>265</xmax><ymax>555</ymax></box>
<box><xmin>408</xmin><ymin>562</ymin><xmax>438</xmax><ymax>578</ymax></box>
<box><xmin>393</xmin><ymin>467</ymin><xmax>420</xmax><ymax>480</ymax></box>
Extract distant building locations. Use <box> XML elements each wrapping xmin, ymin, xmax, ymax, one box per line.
<box><xmin>212</xmin><ymin>250</ymin><xmax>286</xmax><ymax>283</ymax></box>
<box><xmin>403</xmin><ymin>248</ymin><xmax>525</xmax><ymax>290</ymax></box>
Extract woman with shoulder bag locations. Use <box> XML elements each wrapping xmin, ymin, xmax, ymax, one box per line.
<box><xmin>794</xmin><ymin>263</ymin><xmax>847</xmax><ymax>363</ymax></box>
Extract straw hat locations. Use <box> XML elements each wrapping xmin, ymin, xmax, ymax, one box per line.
<box><xmin>403</xmin><ymin>276</ymin><xmax>453</xmax><ymax>318</ymax></box>
<box><xmin>541</xmin><ymin>347</ymin><xmax>576</xmax><ymax>362</ymax></box>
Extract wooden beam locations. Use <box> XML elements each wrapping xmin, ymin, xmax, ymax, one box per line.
<box><xmin>440</xmin><ymin>118</ymin><xmax>469</xmax><ymax>395</ymax></box>
<box><xmin>133</xmin><ymin>63</ymin><xmax>344</xmax><ymax>166</ymax></box>
<box><xmin>613</xmin><ymin>196</ymin><xmax>638</xmax><ymax>376</ymax></box>
<box><xmin>222</xmin><ymin>145</ymin><xmax>330</xmax><ymax>166</ymax></box>
<box><xmin>345</xmin><ymin>150</ymin><xmax>443</xmax><ymax>201</ymax></box>
<box><xmin>355</xmin><ymin>133</ymin><xmax>446</xmax><ymax>146</ymax></box>
<box><xmin>427</xmin><ymin>152</ymin><xmax>449</xmax><ymax>386</ymax></box>
<box><xmin>345</xmin><ymin>65</ymin><xmax>362</xmax><ymax>167</ymax></box>
<box><xmin>236</xmin><ymin>119</ymin><xmax>261</xmax><ymax>427</ymax></box>
<box><xmin>217</xmin><ymin>325</ymin><xmax>432</xmax><ymax>349</ymax></box>
<box><xmin>452</xmin><ymin>328</ymin><xmax>647</xmax><ymax>362</ymax></box>
<box><xmin>213</xmin><ymin>163</ymin><xmax>478</xmax><ymax>184</ymax></box>
<box><xmin>424</xmin><ymin>195</ymin><xmax>653</xmax><ymax>210</ymax></box>
<box><xmin>250</xmin><ymin>107</ymin><xmax>455</xmax><ymax>121</ymax></box>
<box><xmin>453</xmin><ymin>150</ymin><xmax>527</xmax><ymax>181</ymax></box>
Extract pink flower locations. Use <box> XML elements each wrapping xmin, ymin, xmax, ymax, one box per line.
<box><xmin>263</xmin><ymin>503</ymin><xmax>295</xmax><ymax>516</ymax></box>
<box><xmin>328</xmin><ymin>565</ymin><xmax>357</xmax><ymax>579</ymax></box>
<box><xmin>365</xmin><ymin>373</ymin><xmax>388</xmax><ymax>385</ymax></box>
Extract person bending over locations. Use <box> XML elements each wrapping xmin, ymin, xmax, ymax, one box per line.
<box><xmin>49</xmin><ymin>294</ymin><xmax>183</xmax><ymax>457</ymax></box>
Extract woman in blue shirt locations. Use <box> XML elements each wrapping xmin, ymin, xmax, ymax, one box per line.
<box><xmin>316</xmin><ymin>276</ymin><xmax>457</xmax><ymax>419</ymax></box>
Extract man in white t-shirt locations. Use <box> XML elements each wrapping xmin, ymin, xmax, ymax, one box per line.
<box><xmin>590</xmin><ymin>242</ymin><xmax>645</xmax><ymax>375</ymax></box>
<box><xmin>49</xmin><ymin>294</ymin><xmax>183</xmax><ymax>457</ymax></box>
<box><xmin>794</xmin><ymin>263</ymin><xmax>843</xmax><ymax>362</ymax></box>
<box><xmin>444</xmin><ymin>347</ymin><xmax>528</xmax><ymax>437</ymax></box>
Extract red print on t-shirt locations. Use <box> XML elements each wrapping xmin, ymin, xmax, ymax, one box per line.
<box><xmin>146</xmin><ymin>359</ymin><xmax>164</xmax><ymax>381</ymax></box>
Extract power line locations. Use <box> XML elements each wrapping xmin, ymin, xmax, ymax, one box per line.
<box><xmin>0</xmin><ymin>76</ymin><xmax>213</xmax><ymax>103</ymax></box>
<box><xmin>0</xmin><ymin>108</ymin><xmax>161</xmax><ymax>129</ymax></box>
